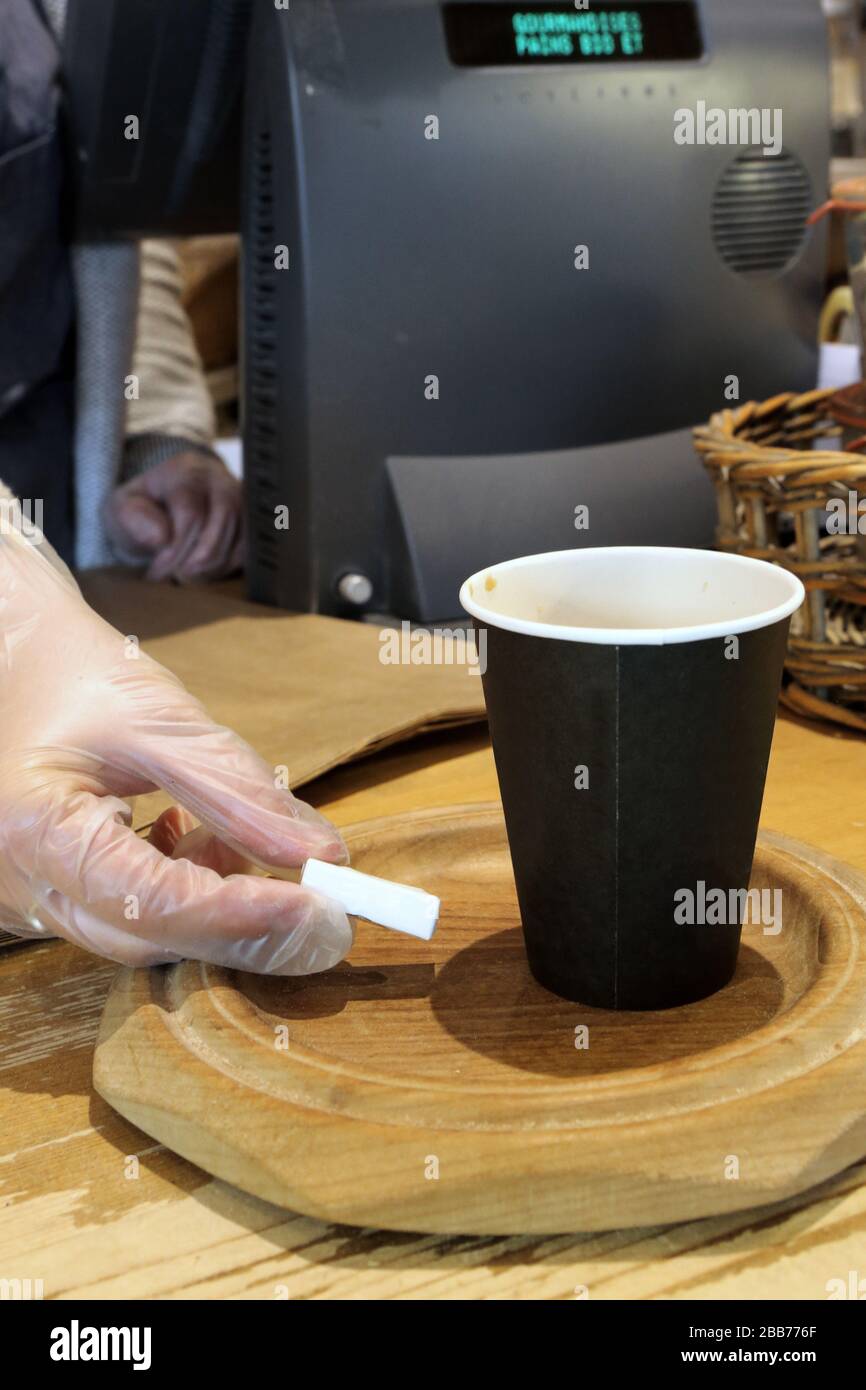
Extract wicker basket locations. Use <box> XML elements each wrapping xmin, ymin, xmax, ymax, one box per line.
<box><xmin>694</xmin><ymin>385</ymin><xmax>866</xmax><ymax>732</ymax></box>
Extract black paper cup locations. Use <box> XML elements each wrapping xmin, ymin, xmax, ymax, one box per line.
<box><xmin>460</xmin><ymin>547</ymin><xmax>804</xmax><ymax>1011</ymax></box>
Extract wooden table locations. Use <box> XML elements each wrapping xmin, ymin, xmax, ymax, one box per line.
<box><xmin>2</xmin><ymin>623</ymin><xmax>866</xmax><ymax>1299</ymax></box>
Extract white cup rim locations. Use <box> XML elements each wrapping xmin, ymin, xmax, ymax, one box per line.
<box><xmin>459</xmin><ymin>546</ymin><xmax>805</xmax><ymax>646</ymax></box>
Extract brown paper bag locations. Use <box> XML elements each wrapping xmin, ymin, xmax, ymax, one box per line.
<box><xmin>79</xmin><ymin>570</ymin><xmax>486</xmax><ymax>827</ymax></box>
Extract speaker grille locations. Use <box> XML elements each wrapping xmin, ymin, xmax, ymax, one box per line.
<box><xmin>711</xmin><ymin>150</ymin><xmax>812</xmax><ymax>276</ymax></box>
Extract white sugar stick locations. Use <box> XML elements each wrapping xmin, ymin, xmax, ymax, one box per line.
<box><xmin>300</xmin><ymin>859</ymin><xmax>439</xmax><ymax>941</ymax></box>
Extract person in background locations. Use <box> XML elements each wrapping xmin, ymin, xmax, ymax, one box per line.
<box><xmin>0</xmin><ymin>0</ymin><xmax>352</xmax><ymax>975</ymax></box>
<box><xmin>2</xmin><ymin>0</ymin><xmax>242</xmax><ymax>579</ymax></box>
<box><xmin>105</xmin><ymin>240</ymin><xmax>245</xmax><ymax>583</ymax></box>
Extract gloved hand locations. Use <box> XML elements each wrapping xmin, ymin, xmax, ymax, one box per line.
<box><xmin>0</xmin><ymin>501</ymin><xmax>352</xmax><ymax>974</ymax></box>
<box><xmin>104</xmin><ymin>450</ymin><xmax>244</xmax><ymax>583</ymax></box>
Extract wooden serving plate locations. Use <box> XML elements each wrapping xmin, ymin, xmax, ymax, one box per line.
<box><xmin>94</xmin><ymin>804</ymin><xmax>866</xmax><ymax>1234</ymax></box>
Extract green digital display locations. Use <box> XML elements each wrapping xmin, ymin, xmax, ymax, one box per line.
<box><xmin>443</xmin><ymin>3</ymin><xmax>703</xmax><ymax>66</ymax></box>
<box><xmin>514</xmin><ymin>9</ymin><xmax>644</xmax><ymax>60</ymax></box>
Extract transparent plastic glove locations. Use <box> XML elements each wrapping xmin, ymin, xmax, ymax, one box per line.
<box><xmin>0</xmin><ymin>513</ymin><xmax>352</xmax><ymax>974</ymax></box>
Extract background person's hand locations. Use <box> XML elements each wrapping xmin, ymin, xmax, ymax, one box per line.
<box><xmin>104</xmin><ymin>450</ymin><xmax>244</xmax><ymax>583</ymax></box>
<box><xmin>0</xmin><ymin>514</ymin><xmax>351</xmax><ymax>974</ymax></box>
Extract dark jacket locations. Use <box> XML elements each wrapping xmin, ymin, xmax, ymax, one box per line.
<box><xmin>0</xmin><ymin>0</ymin><xmax>75</xmax><ymax>557</ymax></box>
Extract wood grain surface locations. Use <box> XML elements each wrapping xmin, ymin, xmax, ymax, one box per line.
<box><xmin>93</xmin><ymin>809</ymin><xmax>866</xmax><ymax>1236</ymax></box>
<box><xmin>4</xmin><ymin>577</ymin><xmax>866</xmax><ymax>1294</ymax></box>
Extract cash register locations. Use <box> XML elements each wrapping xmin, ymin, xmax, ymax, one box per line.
<box><xmin>63</xmin><ymin>0</ymin><xmax>829</xmax><ymax>619</ymax></box>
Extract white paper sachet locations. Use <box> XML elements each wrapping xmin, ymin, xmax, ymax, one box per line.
<box><xmin>300</xmin><ymin>859</ymin><xmax>439</xmax><ymax>941</ymax></box>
